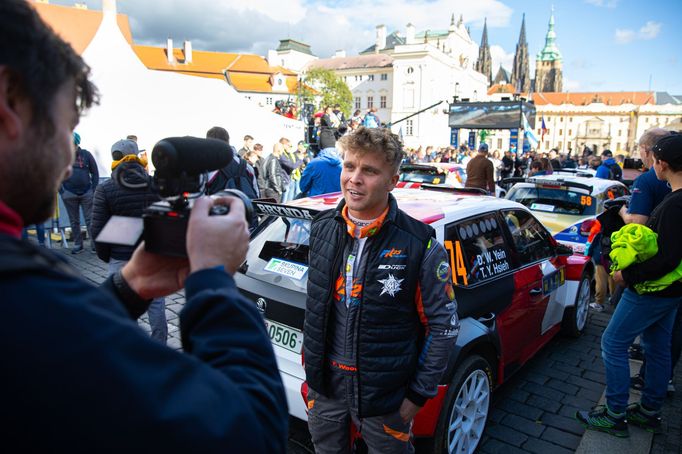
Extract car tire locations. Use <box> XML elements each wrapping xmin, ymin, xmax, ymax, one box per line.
<box><xmin>562</xmin><ymin>271</ymin><xmax>591</xmax><ymax>337</ymax></box>
<box><xmin>433</xmin><ymin>355</ymin><xmax>493</xmax><ymax>454</ymax></box>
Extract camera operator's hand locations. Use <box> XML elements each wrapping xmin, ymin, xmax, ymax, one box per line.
<box><xmin>121</xmin><ymin>244</ymin><xmax>190</xmax><ymax>300</ymax></box>
<box><xmin>186</xmin><ymin>196</ymin><xmax>249</xmax><ymax>274</ymax></box>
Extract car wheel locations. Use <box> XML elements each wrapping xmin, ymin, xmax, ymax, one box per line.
<box><xmin>562</xmin><ymin>271</ymin><xmax>591</xmax><ymax>337</ymax></box>
<box><xmin>433</xmin><ymin>355</ymin><xmax>492</xmax><ymax>454</ymax></box>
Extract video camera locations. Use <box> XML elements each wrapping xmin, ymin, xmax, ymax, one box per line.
<box><xmin>96</xmin><ymin>136</ymin><xmax>253</xmax><ymax>257</ymax></box>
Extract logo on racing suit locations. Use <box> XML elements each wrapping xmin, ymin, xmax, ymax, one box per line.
<box><xmin>436</xmin><ymin>261</ymin><xmax>451</xmax><ymax>282</ymax></box>
<box><xmin>378</xmin><ymin>264</ymin><xmax>407</xmax><ymax>270</ymax></box>
<box><xmin>381</xmin><ymin>248</ymin><xmax>407</xmax><ymax>259</ymax></box>
<box><xmin>378</xmin><ymin>274</ymin><xmax>404</xmax><ymax>297</ymax></box>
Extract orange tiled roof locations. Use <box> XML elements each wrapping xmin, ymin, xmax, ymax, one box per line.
<box><xmin>487</xmin><ymin>83</ymin><xmax>519</xmax><ymax>95</ymax></box>
<box><xmin>532</xmin><ymin>92</ymin><xmax>655</xmax><ymax>106</ymax></box>
<box><xmin>133</xmin><ymin>45</ymin><xmax>299</xmax><ymax>94</ymax></box>
<box><xmin>32</xmin><ymin>1</ymin><xmax>133</xmax><ymax>54</ymax></box>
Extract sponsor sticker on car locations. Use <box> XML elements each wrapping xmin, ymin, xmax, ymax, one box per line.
<box><xmin>264</xmin><ymin>258</ymin><xmax>308</xmax><ymax>280</ymax></box>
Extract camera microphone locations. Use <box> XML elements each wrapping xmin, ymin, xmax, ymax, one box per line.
<box><xmin>152</xmin><ymin>136</ymin><xmax>232</xmax><ymax>176</ymax></box>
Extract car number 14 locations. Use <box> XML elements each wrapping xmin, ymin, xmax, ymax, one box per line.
<box><xmin>265</xmin><ymin>319</ymin><xmax>303</xmax><ymax>354</ymax></box>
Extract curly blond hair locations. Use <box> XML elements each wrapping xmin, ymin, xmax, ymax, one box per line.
<box><xmin>338</xmin><ymin>127</ymin><xmax>404</xmax><ymax>174</ymax></box>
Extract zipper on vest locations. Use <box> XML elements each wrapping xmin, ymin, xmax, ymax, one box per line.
<box><xmin>322</xmin><ymin>226</ymin><xmax>346</xmax><ymax>367</ymax></box>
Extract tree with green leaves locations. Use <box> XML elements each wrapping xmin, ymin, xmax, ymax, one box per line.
<box><xmin>299</xmin><ymin>67</ymin><xmax>353</xmax><ymax>116</ymax></box>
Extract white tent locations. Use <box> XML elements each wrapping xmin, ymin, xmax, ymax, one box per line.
<box><xmin>78</xmin><ymin>0</ymin><xmax>303</xmax><ymax>175</ymax></box>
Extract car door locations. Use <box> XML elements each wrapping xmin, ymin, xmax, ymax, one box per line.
<box><xmin>500</xmin><ymin>209</ymin><xmax>562</xmax><ymax>365</ymax></box>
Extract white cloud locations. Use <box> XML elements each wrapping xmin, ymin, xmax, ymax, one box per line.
<box><xmin>639</xmin><ymin>21</ymin><xmax>661</xmax><ymax>40</ymax></box>
<box><xmin>615</xmin><ymin>28</ymin><xmax>636</xmax><ymax>44</ymax></box>
<box><xmin>585</xmin><ymin>0</ymin><xmax>619</xmax><ymax>7</ymax></box>
<box><xmin>49</xmin><ymin>0</ymin><xmax>514</xmax><ymax>58</ymax></box>
<box><xmin>490</xmin><ymin>45</ymin><xmax>514</xmax><ymax>75</ymax></box>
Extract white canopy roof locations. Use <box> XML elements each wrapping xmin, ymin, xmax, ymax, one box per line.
<box><xmin>78</xmin><ymin>2</ymin><xmax>302</xmax><ymax>175</ymax></box>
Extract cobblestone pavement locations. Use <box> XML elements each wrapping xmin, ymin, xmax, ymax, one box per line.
<box><xmin>58</xmin><ymin>245</ymin><xmax>681</xmax><ymax>453</ymax></box>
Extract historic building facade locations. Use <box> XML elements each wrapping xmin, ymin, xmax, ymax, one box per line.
<box><xmin>534</xmin><ymin>11</ymin><xmax>563</xmax><ymax>93</ymax></box>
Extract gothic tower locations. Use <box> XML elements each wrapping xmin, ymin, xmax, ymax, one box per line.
<box><xmin>511</xmin><ymin>13</ymin><xmax>531</xmax><ymax>93</ymax></box>
<box><xmin>475</xmin><ymin>18</ymin><xmax>492</xmax><ymax>86</ymax></box>
<box><xmin>534</xmin><ymin>8</ymin><xmax>563</xmax><ymax>92</ymax></box>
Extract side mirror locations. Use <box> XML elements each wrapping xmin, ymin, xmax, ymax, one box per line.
<box><xmin>556</xmin><ymin>243</ymin><xmax>574</xmax><ymax>256</ymax></box>
<box><xmin>580</xmin><ymin>219</ymin><xmax>597</xmax><ymax>237</ymax></box>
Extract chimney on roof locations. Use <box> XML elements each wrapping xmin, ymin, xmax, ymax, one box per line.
<box><xmin>166</xmin><ymin>38</ymin><xmax>174</xmax><ymax>65</ymax></box>
<box><xmin>406</xmin><ymin>23</ymin><xmax>416</xmax><ymax>44</ymax></box>
<box><xmin>183</xmin><ymin>40</ymin><xmax>192</xmax><ymax>64</ymax></box>
<box><xmin>102</xmin><ymin>0</ymin><xmax>116</xmax><ymax>14</ymax></box>
<box><xmin>334</xmin><ymin>50</ymin><xmax>346</xmax><ymax>58</ymax></box>
<box><xmin>376</xmin><ymin>25</ymin><xmax>387</xmax><ymax>52</ymax></box>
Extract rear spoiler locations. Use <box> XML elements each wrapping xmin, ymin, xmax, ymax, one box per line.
<box><xmin>252</xmin><ymin>200</ymin><xmax>321</xmax><ymax>220</ymax></box>
<box><xmin>420</xmin><ymin>184</ymin><xmax>488</xmax><ymax>195</ymax></box>
<box><xmin>501</xmin><ymin>177</ymin><xmax>593</xmax><ymax>193</ymax></box>
<box><xmin>553</xmin><ymin>169</ymin><xmax>594</xmax><ymax>178</ymax></box>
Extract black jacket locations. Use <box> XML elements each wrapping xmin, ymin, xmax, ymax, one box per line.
<box><xmin>304</xmin><ymin>195</ymin><xmax>458</xmax><ymax>416</ymax></box>
<box><xmin>91</xmin><ymin>161</ymin><xmax>160</xmax><ymax>262</ymax></box>
<box><xmin>263</xmin><ymin>154</ymin><xmax>287</xmax><ymax>196</ymax></box>
<box><xmin>60</xmin><ymin>147</ymin><xmax>99</xmax><ymax>195</ymax></box>
<box><xmin>0</xmin><ymin>235</ymin><xmax>288</xmax><ymax>452</ymax></box>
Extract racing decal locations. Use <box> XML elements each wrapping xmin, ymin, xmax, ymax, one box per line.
<box><xmin>436</xmin><ymin>261</ymin><xmax>451</xmax><ymax>282</ymax></box>
<box><xmin>444</xmin><ymin>282</ymin><xmax>455</xmax><ymax>301</ymax></box>
<box><xmin>378</xmin><ymin>274</ymin><xmax>404</xmax><ymax>297</ymax></box>
<box><xmin>335</xmin><ymin>275</ymin><xmax>362</xmax><ymax>305</ymax></box>
<box><xmin>381</xmin><ymin>248</ymin><xmax>407</xmax><ymax>258</ymax></box>
<box><xmin>443</xmin><ymin>240</ymin><xmax>468</xmax><ymax>286</ymax></box>
<box><xmin>253</xmin><ymin>202</ymin><xmax>317</xmax><ymax>220</ymax></box>
<box><xmin>542</xmin><ymin>267</ymin><xmax>566</xmax><ymax>296</ymax></box>
<box><xmin>474</xmin><ymin>246</ymin><xmax>511</xmax><ymax>280</ymax></box>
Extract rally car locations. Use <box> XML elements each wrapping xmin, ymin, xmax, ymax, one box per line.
<box><xmin>504</xmin><ymin>174</ymin><xmax>629</xmax><ymax>254</ymax></box>
<box><xmin>235</xmin><ymin>187</ymin><xmax>593</xmax><ymax>454</ymax></box>
<box><xmin>400</xmin><ymin>162</ymin><xmax>506</xmax><ymax>197</ymax></box>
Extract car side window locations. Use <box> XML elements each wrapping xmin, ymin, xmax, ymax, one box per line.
<box><xmin>444</xmin><ymin>213</ymin><xmax>514</xmax><ymax>286</ymax></box>
<box><xmin>502</xmin><ymin>209</ymin><xmax>555</xmax><ymax>266</ymax></box>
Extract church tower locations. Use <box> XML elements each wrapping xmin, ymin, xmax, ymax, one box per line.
<box><xmin>475</xmin><ymin>18</ymin><xmax>492</xmax><ymax>86</ymax></box>
<box><xmin>511</xmin><ymin>13</ymin><xmax>531</xmax><ymax>93</ymax></box>
<box><xmin>534</xmin><ymin>8</ymin><xmax>563</xmax><ymax>92</ymax></box>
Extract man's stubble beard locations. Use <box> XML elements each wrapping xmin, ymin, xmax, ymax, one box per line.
<box><xmin>0</xmin><ymin>132</ymin><xmax>69</xmax><ymax>225</ymax></box>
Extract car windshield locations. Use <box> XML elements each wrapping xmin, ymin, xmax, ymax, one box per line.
<box><xmin>242</xmin><ymin>216</ymin><xmax>311</xmax><ymax>293</ymax></box>
<box><xmin>506</xmin><ymin>186</ymin><xmax>597</xmax><ymax>215</ymax></box>
<box><xmin>399</xmin><ymin>168</ymin><xmax>446</xmax><ymax>184</ymax></box>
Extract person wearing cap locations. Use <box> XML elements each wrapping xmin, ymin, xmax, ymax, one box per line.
<box><xmin>577</xmin><ymin>133</ymin><xmax>682</xmax><ymax>437</ymax></box>
<box><xmin>465</xmin><ymin>143</ymin><xmax>495</xmax><ymax>194</ymax></box>
<box><xmin>59</xmin><ymin>132</ymin><xmax>99</xmax><ymax>253</ymax></box>
<box><xmin>90</xmin><ymin>139</ymin><xmax>167</xmax><ymax>344</ymax></box>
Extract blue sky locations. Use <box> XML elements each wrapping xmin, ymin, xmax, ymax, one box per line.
<box><xmin>51</xmin><ymin>0</ymin><xmax>682</xmax><ymax>94</ymax></box>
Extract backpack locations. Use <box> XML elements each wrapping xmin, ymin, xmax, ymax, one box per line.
<box><xmin>607</xmin><ymin>163</ymin><xmax>623</xmax><ymax>182</ymax></box>
<box><xmin>207</xmin><ymin>158</ymin><xmax>258</xmax><ymax>199</ymax></box>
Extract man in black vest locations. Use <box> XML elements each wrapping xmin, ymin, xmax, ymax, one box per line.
<box><xmin>304</xmin><ymin>127</ymin><xmax>459</xmax><ymax>452</ymax></box>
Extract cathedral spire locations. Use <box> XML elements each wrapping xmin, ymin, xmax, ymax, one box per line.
<box><xmin>475</xmin><ymin>18</ymin><xmax>492</xmax><ymax>86</ymax></box>
<box><xmin>511</xmin><ymin>13</ymin><xmax>530</xmax><ymax>93</ymax></box>
<box><xmin>535</xmin><ymin>8</ymin><xmax>563</xmax><ymax>92</ymax></box>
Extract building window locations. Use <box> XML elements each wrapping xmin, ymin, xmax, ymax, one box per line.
<box><xmin>545</xmin><ymin>141</ymin><xmax>550</xmax><ymax>149</ymax></box>
<box><xmin>537</xmin><ymin>128</ymin><xmax>541</xmax><ymax>135</ymax></box>
<box><xmin>568</xmin><ymin>129</ymin><xmax>572</xmax><ymax>136</ymax></box>
<box><xmin>406</xmin><ymin>119</ymin><xmax>413</xmax><ymax>136</ymax></box>
<box><xmin>266</xmin><ymin>97</ymin><xmax>273</xmax><ymax>105</ymax></box>
<box><xmin>355</xmin><ymin>97</ymin><xmax>361</xmax><ymax>110</ymax></box>
<box><xmin>381</xmin><ymin>73</ymin><xmax>388</xmax><ymax>81</ymax></box>
<box><xmin>368</xmin><ymin>74</ymin><xmax>375</xmax><ymax>81</ymax></box>
<box><xmin>558</xmin><ymin>141</ymin><xmax>562</xmax><ymax>150</ymax></box>
<box><xmin>617</xmin><ymin>142</ymin><xmax>621</xmax><ymax>150</ymax></box>
<box><xmin>568</xmin><ymin>141</ymin><xmax>573</xmax><ymax>151</ymax></box>
<box><xmin>559</xmin><ymin>129</ymin><xmax>563</xmax><ymax>135</ymax></box>
<box><xmin>367</xmin><ymin>96</ymin><xmax>374</xmax><ymax>109</ymax></box>
<box><xmin>380</xmin><ymin>95</ymin><xmax>387</xmax><ymax>108</ymax></box>
<box><xmin>618</xmin><ymin>130</ymin><xmax>622</xmax><ymax>136</ymax></box>
<box><xmin>569</xmin><ymin>117</ymin><xmax>573</xmax><ymax>122</ymax></box>
<box><xmin>559</xmin><ymin>117</ymin><xmax>563</xmax><ymax>122</ymax></box>
<box><xmin>407</xmin><ymin>67</ymin><xmax>414</xmax><ymax>74</ymax></box>
<box><xmin>497</xmin><ymin>138</ymin><xmax>503</xmax><ymax>149</ymax></box>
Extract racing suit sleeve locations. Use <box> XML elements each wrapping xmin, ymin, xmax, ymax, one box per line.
<box><xmin>406</xmin><ymin>239</ymin><xmax>459</xmax><ymax>407</ymax></box>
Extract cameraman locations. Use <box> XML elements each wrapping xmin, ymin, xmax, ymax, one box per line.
<box><xmin>0</xmin><ymin>1</ymin><xmax>287</xmax><ymax>452</ymax></box>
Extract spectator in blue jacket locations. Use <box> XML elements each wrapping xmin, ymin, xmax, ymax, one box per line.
<box><xmin>0</xmin><ymin>2</ymin><xmax>287</xmax><ymax>451</ymax></box>
<box><xmin>299</xmin><ymin>133</ymin><xmax>342</xmax><ymax>197</ymax></box>
<box><xmin>596</xmin><ymin>150</ymin><xmax>623</xmax><ymax>181</ymax></box>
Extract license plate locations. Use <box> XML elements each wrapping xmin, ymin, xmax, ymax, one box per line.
<box><xmin>265</xmin><ymin>319</ymin><xmax>303</xmax><ymax>354</ymax></box>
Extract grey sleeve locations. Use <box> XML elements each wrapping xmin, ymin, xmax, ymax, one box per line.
<box><xmin>407</xmin><ymin>239</ymin><xmax>459</xmax><ymax>406</ymax></box>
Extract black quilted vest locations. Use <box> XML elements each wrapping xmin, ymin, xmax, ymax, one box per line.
<box><xmin>303</xmin><ymin>194</ymin><xmax>434</xmax><ymax>417</ymax></box>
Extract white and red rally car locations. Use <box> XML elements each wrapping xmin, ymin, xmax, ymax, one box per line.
<box><xmin>236</xmin><ymin>186</ymin><xmax>593</xmax><ymax>453</ymax></box>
